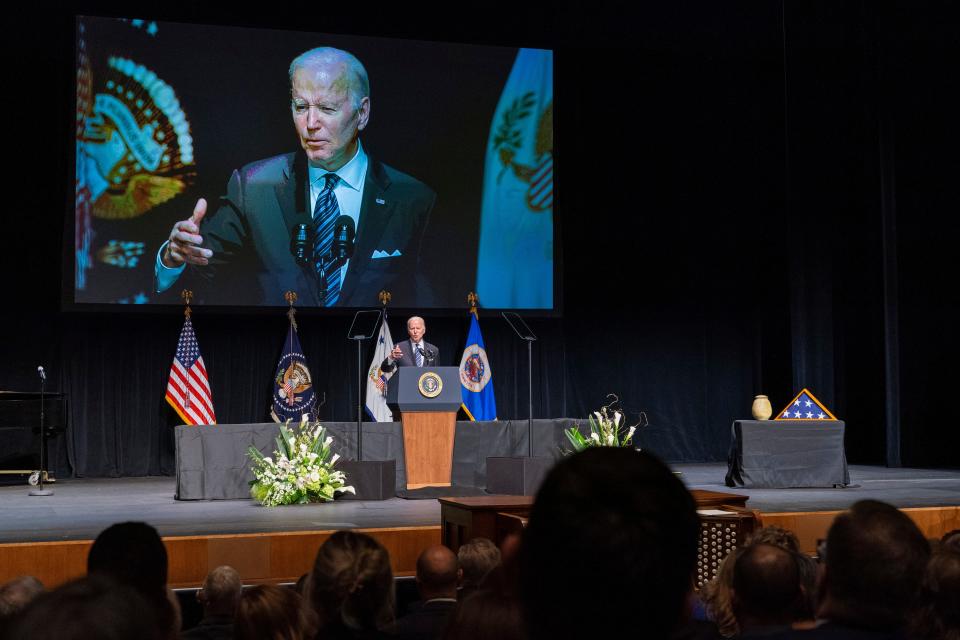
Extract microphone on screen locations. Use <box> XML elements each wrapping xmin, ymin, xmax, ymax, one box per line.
<box><xmin>290</xmin><ymin>223</ymin><xmax>313</xmax><ymax>266</ymax></box>
<box><xmin>331</xmin><ymin>215</ymin><xmax>355</xmax><ymax>262</ymax></box>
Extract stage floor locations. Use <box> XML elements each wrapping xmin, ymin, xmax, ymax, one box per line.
<box><xmin>2</xmin><ymin>463</ymin><xmax>959</xmax><ymax>544</ymax></box>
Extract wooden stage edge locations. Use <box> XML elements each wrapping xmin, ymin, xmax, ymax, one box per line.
<box><xmin>760</xmin><ymin>505</ymin><xmax>960</xmax><ymax>555</ymax></box>
<box><xmin>2</xmin><ymin>505</ymin><xmax>958</xmax><ymax>590</ymax></box>
<box><xmin>0</xmin><ymin>526</ymin><xmax>442</xmax><ymax>590</ymax></box>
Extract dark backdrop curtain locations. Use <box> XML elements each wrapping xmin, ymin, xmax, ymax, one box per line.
<box><xmin>1</xmin><ymin>1</ymin><xmax>958</xmax><ymax>477</ymax></box>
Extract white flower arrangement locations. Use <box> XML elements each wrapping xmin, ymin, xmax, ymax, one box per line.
<box><xmin>247</xmin><ymin>418</ymin><xmax>355</xmax><ymax>506</ymax></box>
<box><xmin>564</xmin><ymin>395</ymin><xmax>646</xmax><ymax>454</ymax></box>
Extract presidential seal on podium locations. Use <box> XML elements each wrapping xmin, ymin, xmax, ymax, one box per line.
<box><xmin>417</xmin><ymin>371</ymin><xmax>443</xmax><ymax>398</ymax></box>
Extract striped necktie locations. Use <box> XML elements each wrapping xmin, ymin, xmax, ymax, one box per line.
<box><xmin>312</xmin><ymin>173</ymin><xmax>341</xmax><ymax>306</ymax></box>
<box><xmin>415</xmin><ymin>343</ymin><xmax>423</xmax><ymax>367</ymax></box>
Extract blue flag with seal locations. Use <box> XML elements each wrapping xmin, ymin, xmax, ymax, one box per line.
<box><xmin>460</xmin><ymin>310</ymin><xmax>496</xmax><ymax>421</ymax></box>
<box><xmin>475</xmin><ymin>48</ymin><xmax>554</xmax><ymax>309</ymax></box>
<box><xmin>270</xmin><ymin>320</ymin><xmax>316</xmax><ymax>423</ymax></box>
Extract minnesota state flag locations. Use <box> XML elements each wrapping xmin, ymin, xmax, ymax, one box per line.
<box><xmin>475</xmin><ymin>48</ymin><xmax>554</xmax><ymax>309</ymax></box>
<box><xmin>460</xmin><ymin>310</ymin><xmax>497</xmax><ymax>420</ymax></box>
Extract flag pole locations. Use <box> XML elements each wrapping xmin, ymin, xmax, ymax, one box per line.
<box><xmin>181</xmin><ymin>290</ymin><xmax>193</xmax><ymax>413</ymax></box>
<box><xmin>284</xmin><ymin>291</ymin><xmax>298</xmax><ymax>353</ymax></box>
<box><xmin>462</xmin><ymin>292</ymin><xmax>479</xmax><ymax>421</ymax></box>
<box><xmin>467</xmin><ymin>291</ymin><xmax>478</xmax><ymax>318</ymax></box>
<box><xmin>181</xmin><ymin>289</ymin><xmax>193</xmax><ymax>318</ymax></box>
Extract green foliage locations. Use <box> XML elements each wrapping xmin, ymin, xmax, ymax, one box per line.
<box><xmin>563</xmin><ymin>395</ymin><xmax>645</xmax><ymax>455</ymax></box>
<box><xmin>247</xmin><ymin>419</ymin><xmax>355</xmax><ymax>507</ymax></box>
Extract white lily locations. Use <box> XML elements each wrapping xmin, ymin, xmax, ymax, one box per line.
<box><xmin>590</xmin><ymin>432</ymin><xmax>601</xmax><ymax>443</ymax></box>
<box><xmin>330</xmin><ymin>453</ymin><xmax>340</xmax><ymax>465</ymax></box>
<box><xmin>627</xmin><ymin>426</ymin><xmax>637</xmax><ymax>440</ymax></box>
<box><xmin>606</xmin><ymin>434</ymin><xmax>614</xmax><ymax>445</ymax></box>
<box><xmin>324</xmin><ymin>436</ymin><xmax>333</xmax><ymax>447</ymax></box>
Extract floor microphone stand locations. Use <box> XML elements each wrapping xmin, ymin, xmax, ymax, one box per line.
<box><xmin>30</xmin><ymin>366</ymin><xmax>53</xmax><ymax>496</ymax></box>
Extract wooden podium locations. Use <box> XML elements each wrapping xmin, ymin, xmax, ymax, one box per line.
<box><xmin>387</xmin><ymin>367</ymin><xmax>461</xmax><ymax>489</ymax></box>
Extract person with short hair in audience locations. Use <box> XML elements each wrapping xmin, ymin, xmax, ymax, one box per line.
<box><xmin>908</xmin><ymin>544</ymin><xmax>960</xmax><ymax>640</ymax></box>
<box><xmin>456</xmin><ymin>538</ymin><xmax>500</xmax><ymax>600</ymax></box>
<box><xmin>731</xmin><ymin>543</ymin><xmax>803</xmax><ymax>636</ymax></box>
<box><xmin>4</xmin><ymin>575</ymin><xmax>164</xmax><ymax>640</ymax></box>
<box><xmin>183</xmin><ymin>565</ymin><xmax>243</xmax><ymax>639</ymax></box>
<box><xmin>700</xmin><ymin>526</ymin><xmax>807</xmax><ymax>638</ymax></box>
<box><xmin>396</xmin><ymin>545</ymin><xmax>459</xmax><ymax>640</ymax></box>
<box><xmin>306</xmin><ymin>530</ymin><xmax>395</xmax><ymax>639</ymax></box>
<box><xmin>771</xmin><ymin>499</ymin><xmax>931</xmax><ymax>639</ymax></box>
<box><xmin>519</xmin><ymin>448</ymin><xmax>701</xmax><ymax>639</ymax></box>
<box><xmin>87</xmin><ymin>520</ymin><xmax>180</xmax><ymax>639</ymax></box>
<box><xmin>0</xmin><ymin>575</ymin><xmax>44</xmax><ymax>623</ymax></box>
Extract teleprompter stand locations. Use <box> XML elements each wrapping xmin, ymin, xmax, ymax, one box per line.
<box><xmin>485</xmin><ymin>313</ymin><xmax>554</xmax><ymax>496</ymax></box>
<box><xmin>339</xmin><ymin>308</ymin><xmax>395</xmax><ymax>500</ymax></box>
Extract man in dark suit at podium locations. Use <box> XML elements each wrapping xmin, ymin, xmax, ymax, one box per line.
<box><xmin>382</xmin><ymin>316</ymin><xmax>438</xmax><ymax>371</ymax></box>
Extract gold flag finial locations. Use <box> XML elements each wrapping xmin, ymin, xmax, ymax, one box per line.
<box><xmin>467</xmin><ymin>291</ymin><xmax>478</xmax><ymax>315</ymax></box>
<box><xmin>284</xmin><ymin>291</ymin><xmax>298</xmax><ymax>329</ymax></box>
<box><xmin>379</xmin><ymin>290</ymin><xmax>392</xmax><ymax>307</ymax></box>
<box><xmin>181</xmin><ymin>290</ymin><xmax>193</xmax><ymax>318</ymax></box>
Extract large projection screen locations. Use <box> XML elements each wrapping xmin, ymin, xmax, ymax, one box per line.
<box><xmin>72</xmin><ymin>16</ymin><xmax>555</xmax><ymax>310</ymax></box>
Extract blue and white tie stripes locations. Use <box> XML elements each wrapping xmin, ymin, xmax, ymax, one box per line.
<box><xmin>312</xmin><ymin>173</ymin><xmax>342</xmax><ymax>306</ymax></box>
<box><xmin>415</xmin><ymin>343</ymin><xmax>423</xmax><ymax>367</ymax></box>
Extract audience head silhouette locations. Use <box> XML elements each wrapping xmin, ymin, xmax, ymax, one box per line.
<box><xmin>307</xmin><ymin>530</ymin><xmax>395</xmax><ymax>633</ymax></box>
<box><xmin>732</xmin><ymin>543</ymin><xmax>802</xmax><ymax>630</ymax></box>
<box><xmin>519</xmin><ymin>447</ymin><xmax>699</xmax><ymax>639</ymax></box>
<box><xmin>819</xmin><ymin>499</ymin><xmax>930</xmax><ymax>630</ymax></box>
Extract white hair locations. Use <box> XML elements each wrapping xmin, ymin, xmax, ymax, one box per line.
<box><xmin>289</xmin><ymin>47</ymin><xmax>369</xmax><ymax>108</ymax></box>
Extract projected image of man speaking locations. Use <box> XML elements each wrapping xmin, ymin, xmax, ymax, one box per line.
<box><xmin>155</xmin><ymin>47</ymin><xmax>436</xmax><ymax>307</ymax></box>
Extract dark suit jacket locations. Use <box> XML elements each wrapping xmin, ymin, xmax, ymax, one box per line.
<box><xmin>191</xmin><ymin>151</ymin><xmax>436</xmax><ymax>307</ymax></box>
<box><xmin>180</xmin><ymin>614</ymin><xmax>234</xmax><ymax>640</ymax></box>
<box><xmin>394</xmin><ymin>599</ymin><xmax>457</xmax><ymax>640</ymax></box>
<box><xmin>381</xmin><ymin>339</ymin><xmax>439</xmax><ymax>372</ymax></box>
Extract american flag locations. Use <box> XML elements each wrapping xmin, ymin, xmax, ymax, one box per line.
<box><xmin>774</xmin><ymin>388</ymin><xmax>836</xmax><ymax>421</ymax></box>
<box><xmin>166</xmin><ymin>317</ymin><xmax>216</xmax><ymax>425</ymax></box>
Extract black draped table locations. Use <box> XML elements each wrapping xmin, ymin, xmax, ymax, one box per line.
<box><xmin>725</xmin><ymin>420</ymin><xmax>850</xmax><ymax>488</ymax></box>
<box><xmin>174</xmin><ymin>419</ymin><xmax>575</xmax><ymax>500</ymax></box>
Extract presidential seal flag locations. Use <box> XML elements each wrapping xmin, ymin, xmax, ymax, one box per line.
<box><xmin>460</xmin><ymin>310</ymin><xmax>497</xmax><ymax>421</ymax></box>
<box><xmin>365</xmin><ymin>311</ymin><xmax>395</xmax><ymax>422</ymax></box>
<box><xmin>475</xmin><ymin>48</ymin><xmax>554</xmax><ymax>308</ymax></box>
<box><xmin>166</xmin><ymin>316</ymin><xmax>216</xmax><ymax>426</ymax></box>
<box><xmin>270</xmin><ymin>322</ymin><xmax>317</xmax><ymax>423</ymax></box>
